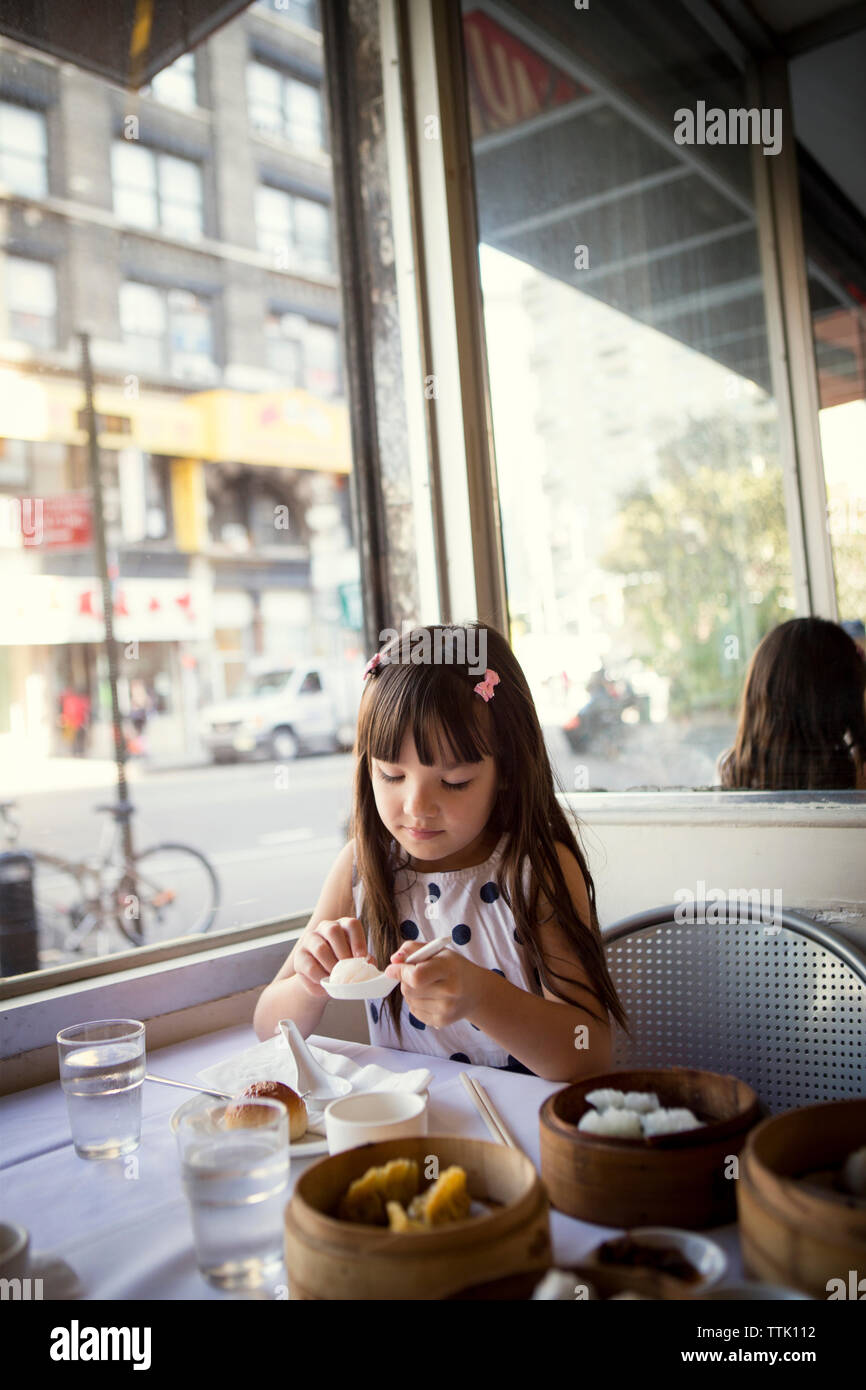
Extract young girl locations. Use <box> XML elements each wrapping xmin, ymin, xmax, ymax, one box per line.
<box><xmin>718</xmin><ymin>617</ymin><xmax>866</xmax><ymax>790</ymax></box>
<box><xmin>254</xmin><ymin>623</ymin><xmax>629</xmax><ymax>1081</ymax></box>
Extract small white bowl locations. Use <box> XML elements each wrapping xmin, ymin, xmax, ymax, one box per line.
<box><xmin>321</xmin><ymin>972</ymin><xmax>400</xmax><ymax>1001</ymax></box>
<box><xmin>323</xmin><ymin>1091</ymin><xmax>428</xmax><ymax>1155</ymax></box>
<box><xmin>587</xmin><ymin>1226</ymin><xmax>727</xmax><ymax>1292</ymax></box>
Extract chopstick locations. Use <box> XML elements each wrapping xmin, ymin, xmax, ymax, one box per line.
<box><xmin>459</xmin><ymin>1071</ymin><xmax>524</xmax><ymax>1154</ymax></box>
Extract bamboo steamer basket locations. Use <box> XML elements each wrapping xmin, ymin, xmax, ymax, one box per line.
<box><xmin>539</xmin><ymin>1068</ymin><xmax>761</xmax><ymax>1229</ymax></box>
<box><xmin>738</xmin><ymin>1098</ymin><xmax>866</xmax><ymax>1299</ymax></box>
<box><xmin>284</xmin><ymin>1134</ymin><xmax>550</xmax><ymax>1300</ymax></box>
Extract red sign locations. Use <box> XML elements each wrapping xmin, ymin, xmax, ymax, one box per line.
<box><xmin>463</xmin><ymin>9</ymin><xmax>583</xmax><ymax>139</ymax></box>
<box><xmin>23</xmin><ymin>492</ymin><xmax>93</xmax><ymax>550</ymax></box>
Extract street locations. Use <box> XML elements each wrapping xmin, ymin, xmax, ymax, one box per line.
<box><xmin>5</xmin><ymin>715</ymin><xmax>732</xmax><ymax>966</ymax></box>
<box><xmin>11</xmin><ymin>754</ymin><xmax>356</xmax><ymax>939</ymax></box>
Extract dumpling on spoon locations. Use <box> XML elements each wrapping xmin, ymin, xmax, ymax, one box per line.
<box><xmin>328</xmin><ymin>957</ymin><xmax>382</xmax><ymax>985</ymax></box>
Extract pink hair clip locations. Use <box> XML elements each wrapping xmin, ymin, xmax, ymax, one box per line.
<box><xmin>362</xmin><ymin>651</ymin><xmax>382</xmax><ymax>680</ymax></box>
<box><xmin>473</xmin><ymin>668</ymin><xmax>500</xmax><ymax>702</ymax></box>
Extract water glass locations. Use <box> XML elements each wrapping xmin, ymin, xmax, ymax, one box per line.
<box><xmin>57</xmin><ymin>1019</ymin><xmax>146</xmax><ymax>1160</ymax></box>
<box><xmin>176</xmin><ymin>1097</ymin><xmax>290</xmax><ymax>1290</ymax></box>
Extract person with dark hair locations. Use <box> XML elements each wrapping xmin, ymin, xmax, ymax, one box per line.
<box><xmin>718</xmin><ymin>617</ymin><xmax>866</xmax><ymax>790</ymax></box>
<box><xmin>254</xmin><ymin>622</ymin><xmax>628</xmax><ymax>1081</ymax></box>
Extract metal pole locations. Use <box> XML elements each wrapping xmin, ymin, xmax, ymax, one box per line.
<box><xmin>80</xmin><ymin>331</ymin><xmax>134</xmax><ymax>864</ymax></box>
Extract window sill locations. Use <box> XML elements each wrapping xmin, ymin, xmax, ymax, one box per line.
<box><xmin>0</xmin><ymin>917</ymin><xmax>307</xmax><ymax>1092</ymax></box>
<box><xmin>560</xmin><ymin>788</ymin><xmax>866</xmax><ymax>828</ymax></box>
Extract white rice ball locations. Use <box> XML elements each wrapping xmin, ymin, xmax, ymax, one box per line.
<box><xmin>578</xmin><ymin>1106</ymin><xmax>643</xmax><ymax>1137</ymax></box>
<box><xmin>641</xmin><ymin>1107</ymin><xmax>704</xmax><ymax>1137</ymax></box>
<box><xmin>622</xmin><ymin>1091</ymin><xmax>660</xmax><ymax>1114</ymax></box>
<box><xmin>585</xmin><ymin>1088</ymin><xmax>627</xmax><ymax>1110</ymax></box>
<box><xmin>842</xmin><ymin>1145</ymin><xmax>866</xmax><ymax>1197</ymax></box>
<box><xmin>328</xmin><ymin>957</ymin><xmax>381</xmax><ymax>985</ymax></box>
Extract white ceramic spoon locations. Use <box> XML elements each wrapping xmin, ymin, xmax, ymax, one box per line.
<box><xmin>321</xmin><ymin>934</ymin><xmax>452</xmax><ymax>1000</ymax></box>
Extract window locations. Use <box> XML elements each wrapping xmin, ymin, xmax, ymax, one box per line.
<box><xmin>247</xmin><ymin>61</ymin><xmax>324</xmax><ymax>151</ymax></box>
<box><xmin>3</xmin><ymin>255</ymin><xmax>56</xmax><ymax>349</ymax></box>
<box><xmin>146</xmin><ymin>53</ymin><xmax>198</xmax><ymax>110</ymax></box>
<box><xmin>264</xmin><ymin>312</ymin><xmax>340</xmax><ymax>394</ymax></box>
<box><xmin>0</xmin><ymin>101</ymin><xmax>47</xmax><ymax>198</ymax></box>
<box><xmin>305</xmin><ymin>321</ymin><xmax>340</xmax><ymax>398</ymax></box>
<box><xmin>111</xmin><ymin>142</ymin><xmax>204</xmax><ymax>240</ymax></box>
<box><xmin>256</xmin><ymin>184</ymin><xmax>331</xmax><ymax>272</ymax></box>
<box><xmin>254</xmin><ymin>0</ymin><xmax>320</xmax><ymax>34</ymax></box>
<box><xmin>299</xmin><ymin>670</ymin><xmax>321</xmax><ymax>693</ymax></box>
<box><xmin>265</xmin><ymin>311</ymin><xmax>304</xmax><ymax>382</ymax></box>
<box><xmin>460</xmin><ymin>1</ymin><xmax>797</xmax><ymax>790</ymax></box>
<box><xmin>119</xmin><ymin>281</ymin><xmax>216</xmax><ymax>382</ymax></box>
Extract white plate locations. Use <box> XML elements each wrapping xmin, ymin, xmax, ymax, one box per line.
<box><xmin>168</xmin><ymin>1096</ymin><xmax>331</xmax><ymax>1157</ymax></box>
<box><xmin>321</xmin><ymin>973</ymin><xmax>400</xmax><ymax>1001</ymax></box>
<box><xmin>585</xmin><ymin>1226</ymin><xmax>727</xmax><ymax>1292</ymax></box>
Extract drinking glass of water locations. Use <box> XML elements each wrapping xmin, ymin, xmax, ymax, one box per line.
<box><xmin>57</xmin><ymin>1019</ymin><xmax>146</xmax><ymax>1160</ymax></box>
<box><xmin>176</xmin><ymin>1097</ymin><xmax>289</xmax><ymax>1290</ymax></box>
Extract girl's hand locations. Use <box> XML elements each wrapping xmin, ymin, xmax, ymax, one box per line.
<box><xmin>292</xmin><ymin>917</ymin><xmax>375</xmax><ymax>997</ymax></box>
<box><xmin>385</xmin><ymin>942</ymin><xmax>487</xmax><ymax>1027</ymax></box>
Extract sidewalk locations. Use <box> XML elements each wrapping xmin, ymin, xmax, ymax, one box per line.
<box><xmin>0</xmin><ymin>740</ymin><xmax>208</xmax><ymax>798</ymax></box>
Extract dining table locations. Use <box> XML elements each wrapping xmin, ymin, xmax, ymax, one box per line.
<box><xmin>0</xmin><ymin>1024</ymin><xmax>746</xmax><ymax>1300</ymax></box>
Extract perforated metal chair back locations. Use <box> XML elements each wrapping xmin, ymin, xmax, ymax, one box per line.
<box><xmin>603</xmin><ymin>905</ymin><xmax>866</xmax><ymax>1113</ymax></box>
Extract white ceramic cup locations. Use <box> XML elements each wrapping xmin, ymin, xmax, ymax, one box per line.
<box><xmin>323</xmin><ymin>1092</ymin><xmax>428</xmax><ymax>1155</ymax></box>
<box><xmin>0</xmin><ymin>1222</ymin><xmax>31</xmax><ymax>1280</ymax></box>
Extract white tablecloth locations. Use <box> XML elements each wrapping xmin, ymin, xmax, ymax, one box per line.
<box><xmin>0</xmin><ymin>1027</ymin><xmax>745</xmax><ymax>1299</ymax></box>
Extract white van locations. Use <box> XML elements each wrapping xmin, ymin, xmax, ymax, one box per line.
<box><xmin>199</xmin><ymin>659</ymin><xmax>363</xmax><ymax>763</ymax></box>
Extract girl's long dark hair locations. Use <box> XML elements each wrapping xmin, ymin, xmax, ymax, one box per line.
<box><xmin>350</xmin><ymin>622</ymin><xmax>630</xmax><ymax>1042</ymax></box>
<box><xmin>719</xmin><ymin>617</ymin><xmax>866</xmax><ymax>790</ymax></box>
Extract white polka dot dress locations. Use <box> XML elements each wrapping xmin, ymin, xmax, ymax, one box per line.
<box><xmin>351</xmin><ymin>832</ymin><xmax>543</xmax><ymax>1071</ymax></box>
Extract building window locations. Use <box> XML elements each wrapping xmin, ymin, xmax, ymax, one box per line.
<box><xmin>120</xmin><ymin>281</ymin><xmax>216</xmax><ymax>383</ymax></box>
<box><xmin>3</xmin><ymin>255</ymin><xmax>56</xmax><ymax>349</ymax></box>
<box><xmin>254</xmin><ymin>0</ymin><xmax>320</xmax><ymax>34</ymax></box>
<box><xmin>264</xmin><ymin>312</ymin><xmax>340</xmax><ymax>394</ymax></box>
<box><xmin>145</xmin><ymin>52</ymin><xmax>198</xmax><ymax>110</ymax></box>
<box><xmin>256</xmin><ymin>185</ymin><xmax>331</xmax><ymax>273</ymax></box>
<box><xmin>0</xmin><ymin>101</ymin><xmax>48</xmax><ymax>198</ymax></box>
<box><xmin>247</xmin><ymin>61</ymin><xmax>324</xmax><ymax>151</ymax></box>
<box><xmin>111</xmin><ymin>141</ymin><xmax>204</xmax><ymax>240</ymax></box>
<box><xmin>305</xmin><ymin>321</ymin><xmax>340</xmax><ymax>398</ymax></box>
<box><xmin>144</xmin><ymin>456</ymin><xmax>173</xmax><ymax>540</ymax></box>
<box><xmin>265</xmin><ymin>311</ymin><xmax>304</xmax><ymax>383</ymax></box>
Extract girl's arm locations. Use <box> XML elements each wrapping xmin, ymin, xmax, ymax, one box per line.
<box><xmin>252</xmin><ymin>838</ymin><xmax>357</xmax><ymax>1041</ymax></box>
<box><xmin>465</xmin><ymin>842</ymin><xmax>612</xmax><ymax>1081</ymax></box>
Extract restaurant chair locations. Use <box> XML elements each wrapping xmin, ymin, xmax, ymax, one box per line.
<box><xmin>602</xmin><ymin>904</ymin><xmax>866</xmax><ymax>1113</ymax></box>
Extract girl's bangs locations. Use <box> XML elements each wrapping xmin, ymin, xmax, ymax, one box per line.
<box><xmin>364</xmin><ymin>666</ymin><xmax>494</xmax><ymax>767</ymax></box>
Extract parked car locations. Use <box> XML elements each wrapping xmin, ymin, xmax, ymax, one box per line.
<box><xmin>199</xmin><ymin>660</ymin><xmax>363</xmax><ymax>763</ymax></box>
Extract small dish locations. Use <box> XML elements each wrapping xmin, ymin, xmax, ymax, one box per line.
<box><xmin>585</xmin><ymin>1226</ymin><xmax>727</xmax><ymax>1293</ymax></box>
<box><xmin>321</xmin><ymin>972</ymin><xmax>400</xmax><ymax>1001</ymax></box>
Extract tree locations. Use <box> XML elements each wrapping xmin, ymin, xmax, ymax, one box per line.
<box><xmin>600</xmin><ymin>411</ymin><xmax>793</xmax><ymax>717</ymax></box>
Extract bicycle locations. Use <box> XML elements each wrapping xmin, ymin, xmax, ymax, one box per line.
<box><xmin>0</xmin><ymin>798</ymin><xmax>220</xmax><ymax>965</ymax></box>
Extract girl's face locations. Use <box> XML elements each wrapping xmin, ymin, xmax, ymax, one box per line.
<box><xmin>370</xmin><ymin>725</ymin><xmax>500</xmax><ymax>870</ymax></box>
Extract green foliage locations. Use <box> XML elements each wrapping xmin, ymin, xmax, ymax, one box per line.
<box><xmin>600</xmin><ymin>411</ymin><xmax>793</xmax><ymax>717</ymax></box>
